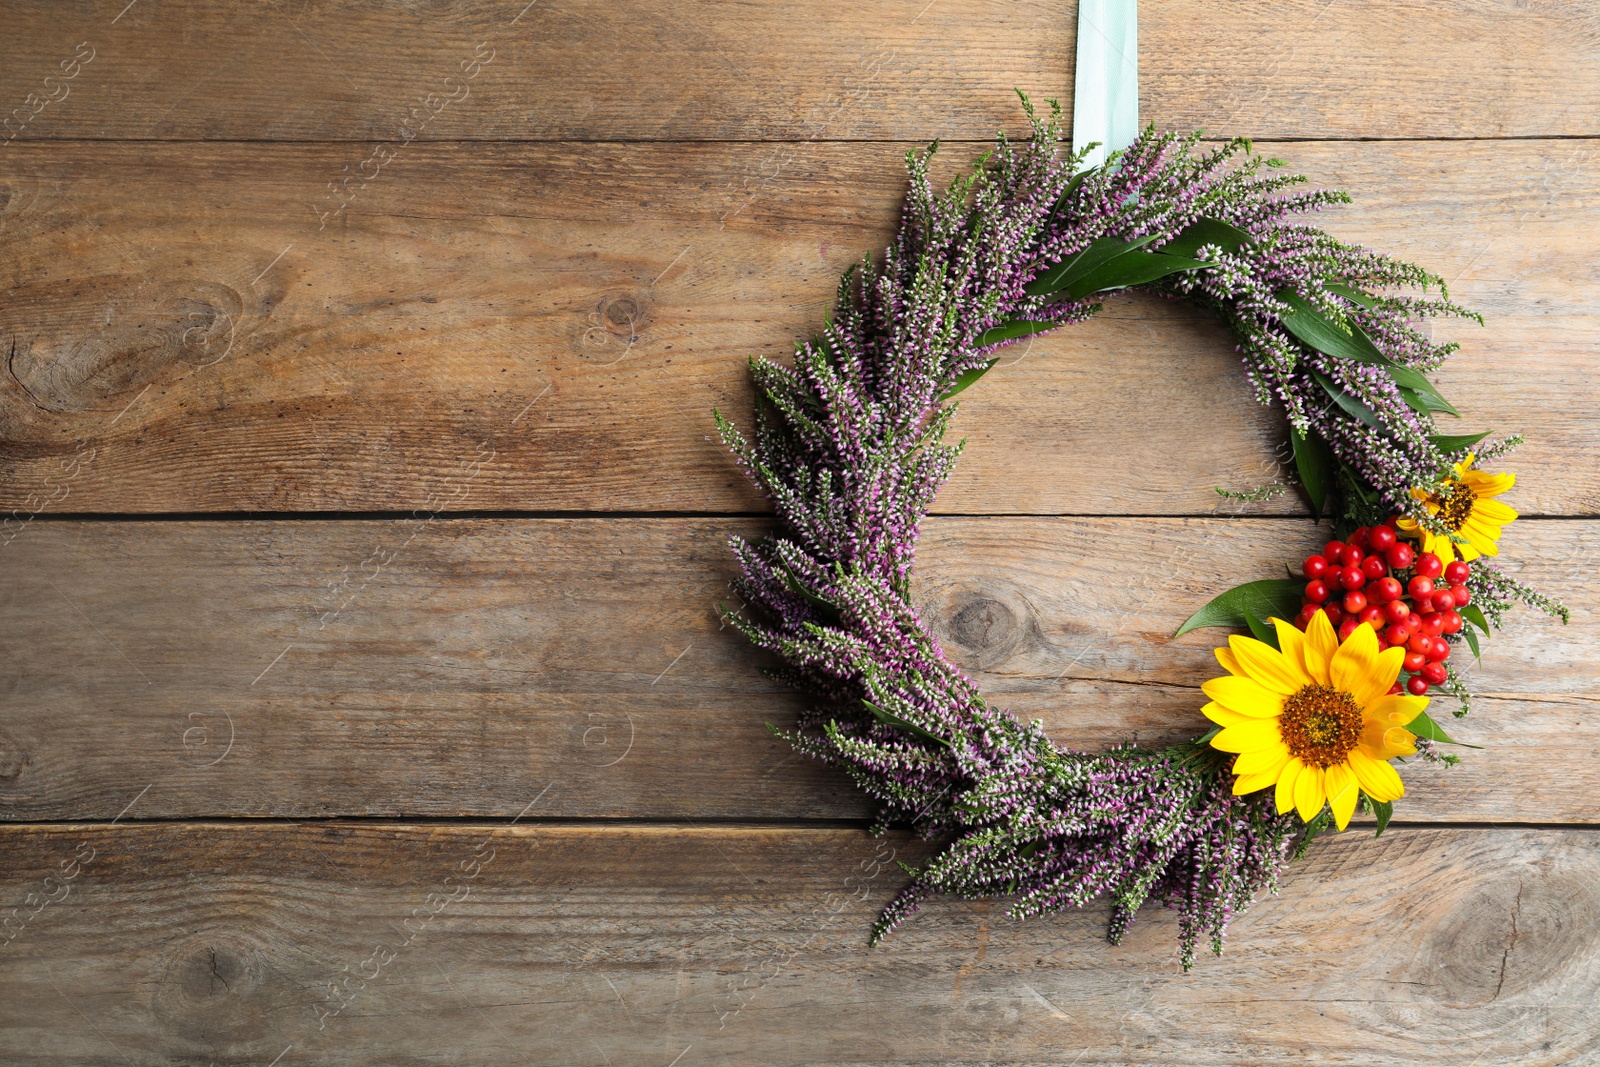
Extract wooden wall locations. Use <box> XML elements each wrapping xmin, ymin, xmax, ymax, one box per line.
<box><xmin>1</xmin><ymin>2</ymin><xmax>1596</xmax><ymax>1063</ymax></box>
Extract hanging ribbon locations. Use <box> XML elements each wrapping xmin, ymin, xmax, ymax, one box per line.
<box><xmin>1071</xmin><ymin>0</ymin><xmax>1139</xmax><ymax>168</ymax></box>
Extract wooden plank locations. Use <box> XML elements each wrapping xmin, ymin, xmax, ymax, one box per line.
<box><xmin>0</xmin><ymin>139</ymin><xmax>1595</xmax><ymax>515</ymax></box>
<box><xmin>0</xmin><ymin>822</ymin><xmax>1595</xmax><ymax>1065</ymax></box>
<box><xmin>1</xmin><ymin>2</ymin><xmax>1596</xmax><ymax>141</ymax></box>
<box><xmin>0</xmin><ymin>516</ymin><xmax>1590</xmax><ymax>823</ymax></box>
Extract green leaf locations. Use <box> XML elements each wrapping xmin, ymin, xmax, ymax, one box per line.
<box><xmin>1432</xmin><ymin>430</ymin><xmax>1493</xmax><ymax>453</ymax></box>
<box><xmin>1024</xmin><ymin>233</ymin><xmax>1161</xmax><ymax>296</ymax></box>
<box><xmin>1407</xmin><ymin>709</ymin><xmax>1482</xmax><ymax>748</ymax></box>
<box><xmin>1278</xmin><ymin>290</ymin><xmax>1386</xmax><ymax>364</ymax></box>
<box><xmin>1370</xmin><ymin>797</ymin><xmax>1393</xmax><ymax>838</ymax></box>
<box><xmin>1243</xmin><ymin>609</ymin><xmax>1278</xmax><ymax>647</ymax></box>
<box><xmin>1461</xmin><ymin>624</ymin><xmax>1482</xmax><ymax>660</ymax></box>
<box><xmin>1195</xmin><ymin>724</ymin><xmax>1222</xmax><ymax>745</ymax></box>
<box><xmin>1460</xmin><ymin>603</ymin><xmax>1491</xmax><ymax>634</ymax></box>
<box><xmin>1175</xmin><ymin>578</ymin><xmax>1303</xmax><ymax>637</ymax></box>
<box><xmin>1281</xmin><ymin>290</ymin><xmax>1457</xmax><ymax>414</ymax></box>
<box><xmin>974</xmin><ymin>320</ymin><xmax>1057</xmax><ymax>348</ymax></box>
<box><xmin>1064</xmin><ymin>251</ymin><xmax>1210</xmax><ymax>300</ymax></box>
<box><xmin>1311</xmin><ymin>370</ymin><xmax>1387</xmax><ymax>432</ymax></box>
<box><xmin>939</xmin><ymin>359</ymin><xmax>997</xmax><ymax>401</ymax></box>
<box><xmin>1326</xmin><ymin>281</ymin><xmax>1379</xmax><ymax>309</ymax></box>
<box><xmin>862</xmin><ymin>699</ymin><xmax>949</xmax><ymax>748</ymax></box>
<box><xmin>1154</xmin><ymin>217</ymin><xmax>1254</xmax><ymax>259</ymax></box>
<box><xmin>1398</xmin><ymin>384</ymin><xmax>1460</xmax><ymax>417</ymax></box>
<box><xmin>1289</xmin><ymin>427</ymin><xmax>1334</xmax><ymax>517</ymax></box>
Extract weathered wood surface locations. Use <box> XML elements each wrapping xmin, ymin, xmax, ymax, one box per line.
<box><xmin>1</xmin><ymin>822</ymin><xmax>1596</xmax><ymax>1066</ymax></box>
<box><xmin>3</xmin><ymin>1</ymin><xmax>1597</xmax><ymax>141</ymax></box>
<box><xmin>0</xmin><ymin>139</ymin><xmax>1595</xmax><ymax>515</ymax></box>
<box><xmin>1</xmin><ymin>517</ymin><xmax>1589</xmax><ymax>823</ymax></box>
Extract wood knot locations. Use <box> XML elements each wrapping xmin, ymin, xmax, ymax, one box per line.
<box><xmin>576</xmin><ymin>292</ymin><xmax>650</xmax><ymax>363</ymax></box>
<box><xmin>1403</xmin><ymin>871</ymin><xmax>1598</xmax><ymax>1007</ymax></box>
<box><xmin>0</xmin><ymin>727</ymin><xmax>27</xmax><ymax>782</ymax></box>
<box><xmin>153</xmin><ymin>936</ymin><xmax>267</xmax><ymax>1023</ymax></box>
<box><xmin>3</xmin><ymin>278</ymin><xmax>243</xmax><ymax>414</ymax></box>
<box><xmin>925</xmin><ymin>583</ymin><xmax>1039</xmax><ymax>672</ymax></box>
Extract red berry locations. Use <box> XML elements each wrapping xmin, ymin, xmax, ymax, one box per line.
<box><xmin>1373</xmin><ymin>577</ymin><xmax>1403</xmax><ymax>604</ymax></box>
<box><xmin>1349</xmin><ymin>526</ymin><xmax>1372</xmax><ymax>548</ymax></box>
<box><xmin>1419</xmin><ymin>612</ymin><xmax>1446</xmax><ymax>638</ymax></box>
<box><xmin>1340</xmin><ymin>566</ymin><xmax>1367</xmax><ymax>591</ymax></box>
<box><xmin>1386</xmin><ymin>543</ymin><xmax>1415</xmax><ymax>570</ymax></box>
<box><xmin>1403</xmin><ymin>650</ymin><xmax>1427</xmax><ymax>672</ymax></box>
<box><xmin>1426</xmin><ymin>636</ymin><xmax>1451</xmax><ymax>661</ymax></box>
<box><xmin>1304</xmin><ymin>555</ymin><xmax>1329</xmax><ymax>580</ymax></box>
<box><xmin>1431</xmin><ymin>589</ymin><xmax>1456</xmax><ymax>611</ymax></box>
<box><xmin>1440</xmin><ymin>610</ymin><xmax>1464</xmax><ymax>635</ymax></box>
<box><xmin>1369</xmin><ymin>525</ymin><xmax>1398</xmax><ymax>551</ymax></box>
<box><xmin>1408</xmin><ymin>575</ymin><xmax>1435</xmax><ymax>599</ymax></box>
<box><xmin>1320</xmin><ymin>604</ymin><xmax>1345</xmax><ymax>627</ymax></box>
<box><xmin>1340</xmin><ymin>544</ymin><xmax>1365</xmax><ymax>568</ymax></box>
<box><xmin>1449</xmin><ymin>584</ymin><xmax>1471</xmax><ymax>607</ymax></box>
<box><xmin>1338</xmin><ymin>619</ymin><xmax>1360</xmax><ymax>642</ymax></box>
<box><xmin>1323</xmin><ymin>540</ymin><xmax>1345</xmax><ymax>562</ymax></box>
<box><xmin>1444</xmin><ymin>560</ymin><xmax>1470</xmax><ymax>585</ymax></box>
<box><xmin>1413</xmin><ymin>595</ymin><xmax>1434</xmax><ymax>615</ymax></box>
<box><xmin>1383</xmin><ymin>599</ymin><xmax>1411</xmax><ymax>624</ymax></box>
<box><xmin>1359</xmin><ymin>605</ymin><xmax>1385</xmax><ymax>627</ymax></box>
<box><xmin>1415</xmin><ymin>552</ymin><xmax>1444</xmax><ymax>580</ymax></box>
<box><xmin>1343</xmin><ymin>590</ymin><xmax>1368</xmax><ymax>615</ymax></box>
<box><xmin>1295</xmin><ymin>604</ymin><xmax>1317</xmax><ymax>628</ymax></box>
<box><xmin>1407</xmin><ymin>632</ymin><xmax>1432</xmax><ymax>655</ymax></box>
<box><xmin>1305</xmin><ymin>580</ymin><xmax>1331</xmax><ymax>604</ymax></box>
<box><xmin>1387</xmin><ymin>682</ymin><xmax>1404</xmax><ymax>695</ymax></box>
<box><xmin>1361</xmin><ymin>556</ymin><xmax>1388</xmax><ymax>581</ymax></box>
<box><xmin>1407</xmin><ymin>675</ymin><xmax>1430</xmax><ymax>696</ymax></box>
<box><xmin>1383</xmin><ymin>623</ymin><xmax>1410</xmax><ymax>647</ymax></box>
<box><xmin>1421</xmin><ymin>661</ymin><xmax>1449</xmax><ymax>685</ymax></box>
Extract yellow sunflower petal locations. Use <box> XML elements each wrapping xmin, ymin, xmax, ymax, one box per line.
<box><xmin>1348</xmin><ymin>749</ymin><xmax>1405</xmax><ymax>802</ymax></box>
<box><xmin>1330</xmin><ymin>622</ymin><xmax>1381</xmax><ymax>697</ymax></box>
<box><xmin>1303</xmin><ymin>610</ymin><xmax>1338</xmax><ymax>686</ymax></box>
<box><xmin>1470</xmin><ymin>497</ymin><xmax>1518</xmax><ymax>523</ymax></box>
<box><xmin>1272</xmin><ymin>617</ymin><xmax>1311</xmax><ymax>679</ymax></box>
<box><xmin>1365</xmin><ymin>693</ymin><xmax>1428</xmax><ymax>728</ymax></box>
<box><xmin>1463</xmin><ymin>469</ymin><xmax>1515</xmax><ymax>498</ymax></box>
<box><xmin>1325</xmin><ymin>763</ymin><xmax>1359</xmax><ymax>831</ymax></box>
<box><xmin>1359</xmin><ymin>721</ymin><xmax>1418</xmax><ymax>760</ymax></box>
<box><xmin>1215</xmin><ymin>645</ymin><xmax>1243</xmax><ymax>676</ymax></box>
<box><xmin>1463</xmin><ymin>525</ymin><xmax>1501</xmax><ymax>557</ymax></box>
<box><xmin>1453</xmin><ymin>537</ymin><xmax>1481</xmax><ymax>562</ymax></box>
<box><xmin>1212</xmin><ymin>718</ymin><xmax>1285</xmax><ymax>754</ymax></box>
<box><xmin>1202</xmin><ymin>701</ymin><xmax>1253</xmax><ymax>728</ymax></box>
<box><xmin>1232</xmin><ymin>768</ymin><xmax>1283</xmax><ymax>796</ymax></box>
<box><xmin>1228</xmin><ymin>634</ymin><xmax>1310</xmax><ymax>694</ymax></box>
<box><xmin>1453</xmin><ymin>452</ymin><xmax>1477</xmax><ymax>479</ymax></box>
<box><xmin>1346</xmin><ymin>644</ymin><xmax>1405</xmax><ymax>707</ymax></box>
<box><xmin>1294</xmin><ymin>764</ymin><xmax>1326</xmax><ymax>822</ymax></box>
<box><xmin>1200</xmin><ymin>675</ymin><xmax>1284</xmax><ymax>719</ymax></box>
<box><xmin>1233</xmin><ymin>743</ymin><xmax>1290</xmax><ymax>776</ymax></box>
<box><xmin>1427</xmin><ymin>534</ymin><xmax>1458</xmax><ymax>564</ymax></box>
<box><xmin>1275</xmin><ymin>757</ymin><xmax>1303</xmax><ymax>815</ymax></box>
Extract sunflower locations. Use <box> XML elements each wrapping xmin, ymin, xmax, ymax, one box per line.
<box><xmin>1202</xmin><ymin>613</ymin><xmax>1426</xmax><ymax>831</ymax></box>
<box><xmin>1395</xmin><ymin>451</ymin><xmax>1517</xmax><ymax>563</ymax></box>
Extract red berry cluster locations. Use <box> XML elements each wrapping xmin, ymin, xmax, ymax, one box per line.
<box><xmin>1294</xmin><ymin>521</ymin><xmax>1473</xmax><ymax>696</ymax></box>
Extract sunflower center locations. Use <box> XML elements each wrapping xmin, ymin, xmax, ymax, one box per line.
<box><xmin>1279</xmin><ymin>683</ymin><xmax>1364</xmax><ymax>768</ymax></box>
<box><xmin>1427</xmin><ymin>480</ymin><xmax>1477</xmax><ymax>531</ymax></box>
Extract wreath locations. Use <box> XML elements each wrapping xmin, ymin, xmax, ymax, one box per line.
<box><xmin>715</xmin><ymin>96</ymin><xmax>1566</xmax><ymax>969</ymax></box>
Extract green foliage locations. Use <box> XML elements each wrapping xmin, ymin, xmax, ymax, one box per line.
<box><xmin>1175</xmin><ymin>579</ymin><xmax>1303</xmax><ymax>637</ymax></box>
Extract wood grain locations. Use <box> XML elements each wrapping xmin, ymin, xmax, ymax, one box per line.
<box><xmin>1</xmin><ymin>822</ymin><xmax>1596</xmax><ymax>1065</ymax></box>
<box><xmin>2</xmin><ymin>1</ymin><xmax>1596</xmax><ymax>141</ymax></box>
<box><xmin>0</xmin><ymin>516</ymin><xmax>1589</xmax><ymax>823</ymax></box>
<box><xmin>0</xmin><ymin>139</ymin><xmax>1596</xmax><ymax>515</ymax></box>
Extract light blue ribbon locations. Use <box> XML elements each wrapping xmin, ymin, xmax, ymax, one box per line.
<box><xmin>1071</xmin><ymin>0</ymin><xmax>1139</xmax><ymax>168</ymax></box>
